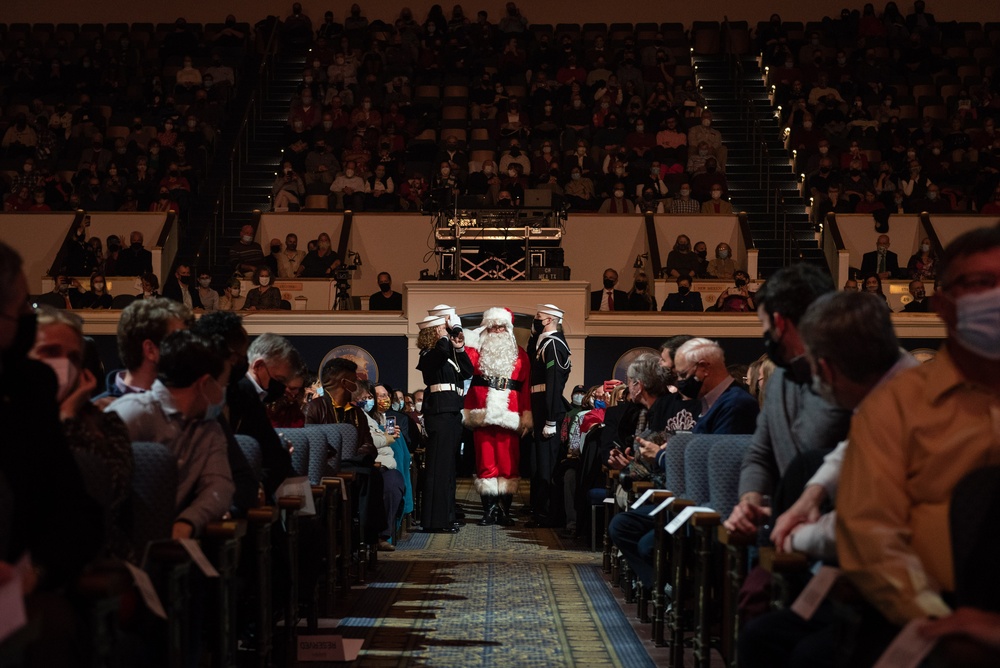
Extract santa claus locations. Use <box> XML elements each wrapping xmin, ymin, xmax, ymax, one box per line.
<box><xmin>464</xmin><ymin>307</ymin><xmax>532</xmax><ymax>526</ymax></box>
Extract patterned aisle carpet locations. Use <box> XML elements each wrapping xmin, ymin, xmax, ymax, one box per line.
<box><xmin>320</xmin><ymin>480</ymin><xmax>656</xmax><ymax>668</ymax></box>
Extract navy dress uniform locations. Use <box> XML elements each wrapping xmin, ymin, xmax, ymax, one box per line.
<box><xmin>527</xmin><ymin>304</ymin><xmax>572</xmax><ymax>521</ymax></box>
<box><xmin>416</xmin><ymin>315</ymin><xmax>473</xmax><ymax>531</ymax></box>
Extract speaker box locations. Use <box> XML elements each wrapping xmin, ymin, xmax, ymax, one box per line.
<box><xmin>530</xmin><ymin>266</ymin><xmax>571</xmax><ymax>281</ymax></box>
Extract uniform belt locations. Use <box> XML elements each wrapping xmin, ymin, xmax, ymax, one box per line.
<box><xmin>471</xmin><ymin>375</ymin><xmax>523</xmax><ymax>391</ymax></box>
<box><xmin>531</xmin><ymin>384</ymin><xmax>547</xmax><ymax>393</ymax></box>
<box><xmin>429</xmin><ymin>383</ymin><xmax>458</xmax><ymax>392</ymax></box>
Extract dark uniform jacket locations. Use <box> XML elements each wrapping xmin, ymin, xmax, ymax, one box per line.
<box><xmin>527</xmin><ymin>330</ymin><xmax>572</xmax><ymax>426</ymax></box>
<box><xmin>417</xmin><ymin>336</ymin><xmax>473</xmax><ymax>414</ymax></box>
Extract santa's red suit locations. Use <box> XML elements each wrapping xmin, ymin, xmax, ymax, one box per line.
<box><xmin>463</xmin><ymin>308</ymin><xmax>532</xmax><ymax>503</ymax></box>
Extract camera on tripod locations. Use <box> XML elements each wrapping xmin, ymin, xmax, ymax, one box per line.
<box><xmin>334</xmin><ymin>266</ymin><xmax>356</xmax><ymax>282</ymax></box>
<box><xmin>332</xmin><ymin>252</ymin><xmax>362</xmax><ymax>310</ymax></box>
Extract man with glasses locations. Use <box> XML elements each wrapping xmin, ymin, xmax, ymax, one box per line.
<box><xmin>669</xmin><ymin>338</ymin><xmax>759</xmax><ymax>435</ymax></box>
<box><xmin>832</xmin><ymin>226</ymin><xmax>1000</xmax><ymax>661</ymax></box>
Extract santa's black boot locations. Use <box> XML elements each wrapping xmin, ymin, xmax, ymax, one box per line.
<box><xmin>478</xmin><ymin>495</ymin><xmax>499</xmax><ymax>525</ymax></box>
<box><xmin>497</xmin><ymin>493</ymin><xmax>516</xmax><ymax>526</ymax></box>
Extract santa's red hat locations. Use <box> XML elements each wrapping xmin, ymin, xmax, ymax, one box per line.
<box><xmin>480</xmin><ymin>307</ymin><xmax>513</xmax><ymax>329</ymax></box>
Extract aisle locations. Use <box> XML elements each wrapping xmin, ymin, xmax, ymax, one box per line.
<box><xmin>326</xmin><ymin>481</ymin><xmax>656</xmax><ymax>667</ymax></box>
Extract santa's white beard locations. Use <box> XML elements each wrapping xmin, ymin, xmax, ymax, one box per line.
<box><xmin>478</xmin><ymin>330</ymin><xmax>517</xmax><ymax>378</ymax></box>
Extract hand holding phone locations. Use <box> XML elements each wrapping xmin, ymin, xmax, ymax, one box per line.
<box><xmin>386</xmin><ymin>416</ymin><xmax>396</xmax><ymax>431</ymax></box>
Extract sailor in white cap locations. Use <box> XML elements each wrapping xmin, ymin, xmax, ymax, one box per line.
<box><xmin>415</xmin><ymin>313</ymin><xmax>472</xmax><ymax>532</ymax></box>
<box><xmin>526</xmin><ymin>303</ymin><xmax>572</xmax><ymax>527</ymax></box>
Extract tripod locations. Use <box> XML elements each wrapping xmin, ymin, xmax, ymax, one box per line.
<box><xmin>333</xmin><ymin>279</ymin><xmax>353</xmax><ymax>310</ymax></box>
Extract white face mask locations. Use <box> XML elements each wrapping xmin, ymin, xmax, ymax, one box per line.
<box><xmin>345</xmin><ymin>169</ymin><xmax>355</xmax><ymax>178</ymax></box>
<box><xmin>199</xmin><ymin>278</ymin><xmax>211</xmax><ymax>288</ymax></box>
<box><xmin>954</xmin><ymin>286</ymin><xmax>1000</xmax><ymax>360</ymax></box>
<box><xmin>414</xmin><ymin>400</ymin><xmax>422</xmax><ymax>412</ymax></box>
<box><xmin>718</xmin><ymin>250</ymin><xmax>730</xmax><ymax>259</ymax></box>
<box><xmin>680</xmin><ymin>189</ymin><xmax>691</xmax><ymax>197</ymax></box>
<box><xmin>93</xmin><ymin>281</ymin><xmax>105</xmax><ymax>291</ymax></box>
<box><xmin>614</xmin><ymin>189</ymin><xmax>625</xmax><ymax>198</ymax></box>
<box><xmin>711</xmin><ymin>190</ymin><xmax>722</xmax><ymax>199</ymax></box>
<box><xmin>241</xmin><ymin>234</ymin><xmax>253</xmax><ymax>244</ymax></box>
<box><xmin>43</xmin><ymin>357</ymin><xmax>79</xmax><ymax>402</ymax></box>
<box><xmin>921</xmin><ymin>244</ymin><xmax>930</xmax><ymax>253</ymax></box>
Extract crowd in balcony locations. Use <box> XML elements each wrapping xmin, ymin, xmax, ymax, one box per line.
<box><xmin>271</xmin><ymin>2</ymin><xmax>737</xmax><ymax>214</ymax></box>
<box><xmin>767</xmin><ymin>3</ymin><xmax>1000</xmax><ymax>217</ymax></box>
<box><xmin>0</xmin><ymin>18</ymin><xmax>251</xmax><ymax>213</ymax></box>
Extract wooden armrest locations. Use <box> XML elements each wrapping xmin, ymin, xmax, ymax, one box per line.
<box><xmin>691</xmin><ymin>511</ymin><xmax>721</xmax><ymax>528</ymax></box>
<box><xmin>205</xmin><ymin>519</ymin><xmax>248</xmax><ymax>540</ymax></box>
<box><xmin>337</xmin><ymin>472</ymin><xmax>356</xmax><ymax>483</ymax></box>
<box><xmin>311</xmin><ymin>485</ymin><xmax>326</xmax><ymax>500</ymax></box>
<box><xmin>759</xmin><ymin>547</ymin><xmax>810</xmax><ymax>573</ymax></box>
<box><xmin>670</xmin><ymin>498</ymin><xmax>696</xmax><ymax>512</ymax></box>
<box><xmin>633</xmin><ymin>481</ymin><xmax>654</xmax><ymax>494</ymax></box>
<box><xmin>277</xmin><ymin>495</ymin><xmax>306</xmax><ymax>511</ymax></box>
<box><xmin>248</xmin><ymin>505</ymin><xmax>279</xmax><ymax>524</ymax></box>
<box><xmin>76</xmin><ymin>560</ymin><xmax>132</xmax><ymax>598</ymax></box>
<box><xmin>651</xmin><ymin>491</ymin><xmax>674</xmax><ymax>502</ymax></box>
<box><xmin>716</xmin><ymin>525</ymin><xmax>756</xmax><ymax>546</ymax></box>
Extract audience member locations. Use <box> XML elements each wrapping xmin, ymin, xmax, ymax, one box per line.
<box><xmin>195</xmin><ymin>269</ymin><xmax>219</xmax><ymax>311</ymax></box>
<box><xmin>300</xmin><ymin>232</ymin><xmax>341</xmax><ymax>277</ymax></box>
<box><xmin>860</xmin><ymin>234</ymin><xmax>901</xmax><ymax>280</ymax></box>
<box><xmin>907</xmin><ymin>237</ymin><xmax>938</xmax><ymax>280</ymax></box>
<box><xmin>369</xmin><ymin>272</ymin><xmax>403</xmax><ymax>310</ymax></box>
<box><xmin>661</xmin><ymin>276</ymin><xmax>704</xmax><ymax>312</ymax></box>
<box><xmin>590</xmin><ymin>268</ymin><xmax>629</xmax><ymax>312</ymax></box>
<box><xmin>218</xmin><ymin>278</ymin><xmax>245</xmax><ymax>311</ymax></box>
<box><xmin>106</xmin><ymin>329</ymin><xmax>235</xmax><ymax>538</ymax></box>
<box><xmin>230</xmin><ymin>225</ymin><xmax>266</xmax><ymax>276</ymax></box>
<box><xmin>243</xmin><ymin>266</ymin><xmax>282</xmax><ymax>311</ymax></box>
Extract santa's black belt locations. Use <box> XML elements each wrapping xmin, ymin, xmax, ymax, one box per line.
<box><xmin>471</xmin><ymin>375</ymin><xmax>523</xmax><ymax>391</ymax></box>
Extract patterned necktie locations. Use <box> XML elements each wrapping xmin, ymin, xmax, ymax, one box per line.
<box><xmin>608</xmin><ymin>290</ymin><xmax>614</xmax><ymax>311</ymax></box>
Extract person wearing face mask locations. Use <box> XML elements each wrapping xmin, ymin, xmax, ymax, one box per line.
<box><xmin>741</xmin><ymin>291</ymin><xmax>921</xmax><ymax>668</ymax></box>
<box><xmin>229</xmin><ymin>224</ymin><xmax>266</xmax><ymax>276</ymax></box>
<box><xmin>218</xmin><ymin>277</ymin><xmax>245</xmax><ymax>311</ymax></box>
<box><xmin>301</xmin><ymin>232</ymin><xmax>342</xmax><ymax>277</ymax></box>
<box><xmin>590</xmin><ymin>268</ymin><xmax>630</xmax><ymax>312</ymax></box>
<box><xmin>221</xmin><ymin>330</ymin><xmax>300</xmax><ymax>497</ymax></box>
<box><xmin>272</xmin><ymin>161</ymin><xmax>306</xmax><ymax>212</ymax></box>
<box><xmin>329</xmin><ymin>160</ymin><xmax>368</xmax><ymax>211</ymax></box>
<box><xmin>860</xmin><ymin>234</ymin><xmax>902</xmax><ymax>280</ymax></box>
<box><xmin>81</xmin><ymin>272</ymin><xmax>113</xmax><ymax>309</ymax></box>
<box><xmin>901</xmin><ymin>278</ymin><xmax>931</xmax><ymax>312</ymax></box>
<box><xmin>661</xmin><ymin>276</ymin><xmax>704</xmax><ymax>312</ymax></box>
<box><xmin>242</xmin><ymin>267</ymin><xmax>281</xmax><ymax>311</ymax></box>
<box><xmin>669</xmin><ymin>182</ymin><xmax>701</xmax><ymax>214</ymax></box>
<box><xmin>368</xmin><ymin>271</ymin><xmax>403</xmax><ymax>310</ymax></box>
<box><xmin>0</xmin><ymin>244</ymin><xmax>106</xmax><ymax>647</ymax></box>
<box><xmin>664</xmin><ymin>234</ymin><xmax>702</xmax><ymax>279</ymax></box>
<box><xmin>723</xmin><ymin>263</ymin><xmax>851</xmax><ymax>539</ymax></box>
<box><xmin>356</xmin><ymin>380</ymin><xmax>407</xmax><ymax>550</ymax></box>
<box><xmin>705</xmin><ymin>243</ymin><xmax>736</xmax><ymax>279</ymax></box>
<box><xmin>598</xmin><ymin>181</ymin><xmax>635</xmax><ymax>213</ymax></box>
<box><xmin>159</xmin><ymin>263</ymin><xmax>199</xmax><ymax>310</ymax></box>
<box><xmin>773</xmin><ymin>228</ymin><xmax>1000</xmax><ymax>665</ymax></box>
<box><xmin>623</xmin><ymin>272</ymin><xmax>656</xmax><ymax>311</ymax></box>
<box><xmin>700</xmin><ymin>186</ymin><xmax>734</xmax><ymax>214</ymax></box>
<box><xmin>194</xmin><ymin>270</ymin><xmax>219</xmax><ymax>311</ymax></box>
<box><xmin>687</xmin><ymin>110</ymin><xmax>724</xmax><ymax>163</ymax></box>
<box><xmin>29</xmin><ymin>306</ymin><xmax>134</xmax><ymax>558</ymax></box>
<box><xmin>525</xmin><ymin>304</ymin><xmax>572</xmax><ymax>526</ymax></box>
<box><xmin>906</xmin><ymin>236</ymin><xmax>938</xmax><ymax>280</ymax></box>
<box><xmin>107</xmin><ymin>329</ymin><xmax>235</xmax><ymax>539</ymax></box>
<box><xmin>715</xmin><ymin>270</ymin><xmax>756</xmax><ymax>312</ymax></box>
<box><xmin>305</xmin><ymin>357</ymin><xmax>385</xmax><ymax>539</ymax></box>
<box><xmin>274</xmin><ymin>233</ymin><xmax>306</xmax><ymax>279</ymax></box>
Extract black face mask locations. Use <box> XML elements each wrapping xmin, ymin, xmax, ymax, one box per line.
<box><xmin>696</xmin><ymin>249</ymin><xmax>707</xmax><ymax>259</ymax></box>
<box><xmin>531</xmin><ymin>317</ymin><xmax>544</xmax><ymax>334</ymax></box>
<box><xmin>2</xmin><ymin>312</ymin><xmax>37</xmax><ymax>361</ymax></box>
<box><xmin>603</xmin><ymin>278</ymin><xmax>615</xmax><ymax>290</ymax></box>
<box><xmin>677</xmin><ymin>286</ymin><xmax>690</xmax><ymax>295</ymax></box>
<box><xmin>178</xmin><ymin>275</ymin><xmax>190</xmax><ymax>285</ymax></box>
<box><xmin>270</xmin><ymin>245</ymin><xmax>281</xmax><ymax>254</ymax></box>
<box><xmin>286</xmin><ymin>244</ymin><xmax>297</xmax><ymax>251</ymax></box>
<box><xmin>735</xmin><ymin>278</ymin><xmax>748</xmax><ymax>288</ymax></box>
<box><xmin>675</xmin><ymin>373</ymin><xmax>703</xmax><ymax>400</ymax></box>
<box><xmin>509</xmin><ymin>148</ymin><xmax>521</xmax><ymax>157</ymax></box>
<box><xmin>634</xmin><ymin>281</ymin><xmax>647</xmax><ymax>290</ymax></box>
<box><xmin>378</xmin><ymin>283</ymin><xmax>391</xmax><ymax>292</ymax></box>
<box><xmin>131</xmin><ymin>242</ymin><xmax>143</xmax><ymax>250</ymax></box>
<box><xmin>265</xmin><ymin>377</ymin><xmax>286</xmax><ymax>403</ymax></box>
<box><xmin>762</xmin><ymin>329</ymin><xmax>812</xmax><ymax>384</ymax></box>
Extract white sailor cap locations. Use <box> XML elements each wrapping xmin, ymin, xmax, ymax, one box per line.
<box><xmin>418</xmin><ymin>315</ymin><xmax>446</xmax><ymax>330</ymax></box>
<box><xmin>537</xmin><ymin>303</ymin><xmax>564</xmax><ymax>320</ymax></box>
<box><xmin>428</xmin><ymin>303</ymin><xmax>456</xmax><ymax>317</ymax></box>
